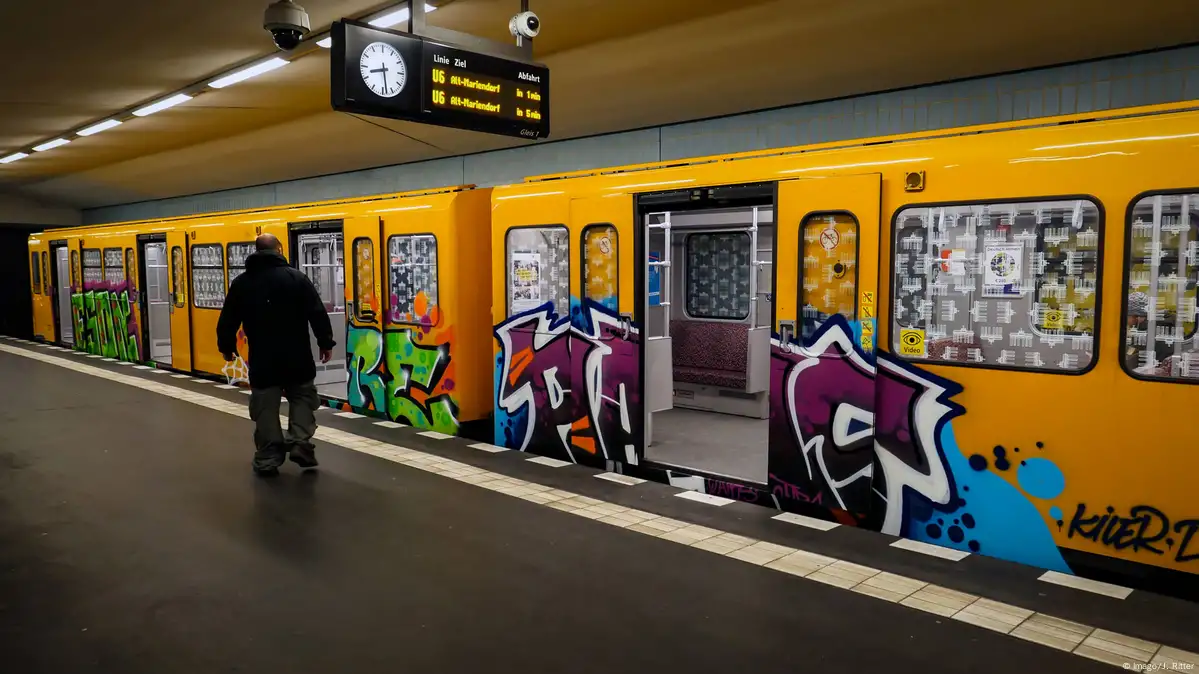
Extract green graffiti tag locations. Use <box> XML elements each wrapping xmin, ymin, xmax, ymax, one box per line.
<box><xmin>347</xmin><ymin>325</ymin><xmax>387</xmax><ymax>412</ymax></box>
<box><xmin>385</xmin><ymin>329</ymin><xmax>457</xmax><ymax>435</ymax></box>
<box><xmin>71</xmin><ymin>289</ymin><xmax>139</xmax><ymax>361</ymax></box>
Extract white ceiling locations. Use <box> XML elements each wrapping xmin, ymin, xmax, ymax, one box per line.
<box><xmin>1</xmin><ymin>0</ymin><xmax>1197</xmax><ymax>210</ymax></box>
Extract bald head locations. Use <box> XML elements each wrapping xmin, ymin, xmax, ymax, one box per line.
<box><xmin>255</xmin><ymin>233</ymin><xmax>282</xmax><ymax>253</ymax></box>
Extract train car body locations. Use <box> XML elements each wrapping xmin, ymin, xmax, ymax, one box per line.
<box><xmin>26</xmin><ymin>186</ymin><xmax>494</xmax><ymax>435</ymax></box>
<box><xmin>490</xmin><ymin>103</ymin><xmax>1199</xmax><ymax>595</ymax></box>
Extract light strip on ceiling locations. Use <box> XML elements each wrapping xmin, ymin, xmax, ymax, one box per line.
<box><xmin>209</xmin><ymin>57</ymin><xmax>290</xmax><ymax>89</ymax></box>
<box><xmin>33</xmin><ymin>138</ymin><xmax>70</xmax><ymax>152</ymax></box>
<box><xmin>370</xmin><ymin>3</ymin><xmax>438</xmax><ymax>28</ymax></box>
<box><xmin>0</xmin><ymin>152</ymin><xmax>29</xmax><ymax>164</ymax></box>
<box><xmin>77</xmin><ymin>119</ymin><xmax>123</xmax><ymax>137</ymax></box>
<box><xmin>132</xmin><ymin>93</ymin><xmax>193</xmax><ymax>117</ymax></box>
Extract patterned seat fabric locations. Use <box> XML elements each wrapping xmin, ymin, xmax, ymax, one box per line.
<box><xmin>671</xmin><ymin>321</ymin><xmax>749</xmax><ymax>390</ymax></box>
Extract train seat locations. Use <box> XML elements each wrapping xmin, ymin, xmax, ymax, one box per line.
<box><xmin>670</xmin><ymin>320</ymin><xmax>750</xmax><ymax>390</ymax></box>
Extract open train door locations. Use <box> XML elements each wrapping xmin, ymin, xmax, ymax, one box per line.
<box><xmin>166</xmin><ymin>230</ymin><xmax>192</xmax><ymax>372</ymax></box>
<box><xmin>342</xmin><ymin>216</ymin><xmax>383</xmax><ymax>410</ymax></box>
<box><xmin>770</xmin><ymin>173</ymin><xmax>881</xmax><ymax>516</ymax></box>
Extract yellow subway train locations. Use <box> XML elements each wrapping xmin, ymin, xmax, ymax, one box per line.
<box><xmin>27</xmin><ymin>102</ymin><xmax>1199</xmax><ymax>597</ymax></box>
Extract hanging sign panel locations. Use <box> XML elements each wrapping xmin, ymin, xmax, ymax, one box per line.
<box><xmin>331</xmin><ymin>20</ymin><xmax>550</xmax><ymax>140</ymax></box>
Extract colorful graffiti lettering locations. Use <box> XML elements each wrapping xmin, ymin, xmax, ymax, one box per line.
<box><xmin>1067</xmin><ymin>504</ymin><xmax>1199</xmax><ymax>564</ymax></box>
<box><xmin>493</xmin><ymin>299</ymin><xmax>639</xmax><ymax>466</ymax></box>
<box><xmin>345</xmin><ymin>296</ymin><xmax>459</xmax><ymax>434</ymax></box>
<box><xmin>222</xmin><ymin>329</ymin><xmax>250</xmax><ymax>385</ymax></box>
<box><xmin>770</xmin><ymin>315</ymin><xmax>1072</xmax><ymax>573</ymax></box>
<box><xmin>71</xmin><ymin>288</ymin><xmax>139</xmax><ymax>361</ymax></box>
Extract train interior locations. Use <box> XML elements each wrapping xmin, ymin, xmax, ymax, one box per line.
<box><xmin>642</xmin><ymin>200</ymin><xmax>774</xmax><ymax>485</ymax></box>
<box><xmin>289</xmin><ymin>222</ymin><xmax>349</xmax><ymax>399</ymax></box>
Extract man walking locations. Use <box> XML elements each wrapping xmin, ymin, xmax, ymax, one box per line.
<box><xmin>217</xmin><ymin>233</ymin><xmax>335</xmax><ymax>475</ymax></box>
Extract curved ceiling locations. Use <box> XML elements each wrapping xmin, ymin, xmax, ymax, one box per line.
<box><xmin>1</xmin><ymin>0</ymin><xmax>1197</xmax><ymax>209</ymax></box>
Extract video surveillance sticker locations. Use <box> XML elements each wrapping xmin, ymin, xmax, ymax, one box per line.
<box><xmin>899</xmin><ymin>328</ymin><xmax>926</xmax><ymax>357</ymax></box>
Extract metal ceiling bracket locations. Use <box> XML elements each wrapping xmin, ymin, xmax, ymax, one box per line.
<box><xmin>407</xmin><ymin>0</ymin><xmax>534</xmax><ymax>63</ymax></box>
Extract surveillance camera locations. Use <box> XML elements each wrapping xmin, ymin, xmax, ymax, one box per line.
<box><xmin>263</xmin><ymin>0</ymin><xmax>311</xmax><ymax>51</ymax></box>
<box><xmin>509</xmin><ymin>11</ymin><xmax>540</xmax><ymax>40</ymax></box>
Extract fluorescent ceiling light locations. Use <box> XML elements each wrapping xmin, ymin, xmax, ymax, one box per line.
<box><xmin>77</xmin><ymin>119</ymin><xmax>122</xmax><ymax>137</ymax></box>
<box><xmin>0</xmin><ymin>152</ymin><xmax>29</xmax><ymax>164</ymax></box>
<box><xmin>316</xmin><ymin>36</ymin><xmax>333</xmax><ymax>48</ymax></box>
<box><xmin>132</xmin><ymin>93</ymin><xmax>193</xmax><ymax>117</ymax></box>
<box><xmin>209</xmin><ymin>57</ymin><xmax>290</xmax><ymax>89</ymax></box>
<box><xmin>33</xmin><ymin>138</ymin><xmax>70</xmax><ymax>152</ymax></box>
<box><xmin>370</xmin><ymin>3</ymin><xmax>437</xmax><ymax>28</ymax></box>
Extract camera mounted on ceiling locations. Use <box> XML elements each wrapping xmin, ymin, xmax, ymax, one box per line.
<box><xmin>509</xmin><ymin>10</ymin><xmax>540</xmax><ymax>40</ymax></box>
<box><xmin>263</xmin><ymin>0</ymin><xmax>311</xmax><ymax>51</ymax></box>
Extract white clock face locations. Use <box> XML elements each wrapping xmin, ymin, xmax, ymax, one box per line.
<box><xmin>359</xmin><ymin>42</ymin><xmax>407</xmax><ymax>98</ymax></box>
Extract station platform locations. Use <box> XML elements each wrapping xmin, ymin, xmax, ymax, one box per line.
<box><xmin>1</xmin><ymin>338</ymin><xmax>1197</xmax><ymax>673</ymax></box>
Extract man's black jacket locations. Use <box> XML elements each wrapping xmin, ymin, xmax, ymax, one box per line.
<box><xmin>216</xmin><ymin>250</ymin><xmax>336</xmax><ymax>389</ymax></box>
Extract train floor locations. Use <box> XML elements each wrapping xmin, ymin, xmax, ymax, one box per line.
<box><xmin>1</xmin><ymin>338</ymin><xmax>1197</xmax><ymax>673</ymax></box>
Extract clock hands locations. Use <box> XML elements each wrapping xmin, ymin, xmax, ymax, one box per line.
<box><xmin>370</xmin><ymin>64</ymin><xmax>389</xmax><ymax>91</ymax></box>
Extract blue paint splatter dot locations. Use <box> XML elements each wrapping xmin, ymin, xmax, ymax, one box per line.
<box><xmin>1018</xmin><ymin>458</ymin><xmax>1066</xmax><ymax>500</ymax></box>
<box><xmin>948</xmin><ymin>526</ymin><xmax>965</xmax><ymax>543</ymax></box>
<box><xmin>962</xmin><ymin>513</ymin><xmax>976</xmax><ymax>529</ymax></box>
<box><xmin>1049</xmin><ymin>506</ymin><xmax>1063</xmax><ymax>521</ymax></box>
<box><xmin>968</xmin><ymin>540</ymin><xmax>981</xmax><ymax>552</ymax></box>
<box><xmin>953</xmin><ymin>519</ymin><xmax>960</xmax><ymax>526</ymax></box>
<box><xmin>925</xmin><ymin>524</ymin><xmax>942</xmax><ymax>539</ymax></box>
<box><xmin>963</xmin><ymin>485</ymin><xmax>970</xmax><ymax>492</ymax></box>
<box><xmin>969</xmin><ymin>455</ymin><xmax>988</xmax><ymax>471</ymax></box>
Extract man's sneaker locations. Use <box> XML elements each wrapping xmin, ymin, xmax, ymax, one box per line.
<box><xmin>289</xmin><ymin>444</ymin><xmax>319</xmax><ymax>469</ymax></box>
<box><xmin>253</xmin><ymin>464</ymin><xmax>280</xmax><ymax>477</ymax></box>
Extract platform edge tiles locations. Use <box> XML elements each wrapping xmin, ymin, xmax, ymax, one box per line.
<box><xmin>2</xmin><ymin>339</ymin><xmax>1198</xmax><ymax>671</ymax></box>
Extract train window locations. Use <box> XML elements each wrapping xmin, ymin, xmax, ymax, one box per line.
<box><xmin>387</xmin><ymin>234</ymin><xmax>438</xmax><ymax>324</ymax></box>
<box><xmin>685</xmin><ymin>231</ymin><xmax>752</xmax><ymax>320</ymax></box>
<box><xmin>41</xmin><ymin>251</ymin><xmax>50</xmax><ymax>296</ymax></box>
<box><xmin>191</xmin><ymin>244</ymin><xmax>226</xmax><ymax>309</ymax></box>
<box><xmin>82</xmin><ymin>249</ymin><xmax>103</xmax><ymax>287</ymax></box>
<box><xmin>582</xmin><ymin>224</ymin><xmax>618</xmax><ymax>312</ymax></box>
<box><xmin>226</xmin><ymin>242</ymin><xmax>255</xmax><ymax>288</ymax></box>
<box><xmin>171</xmin><ymin>246</ymin><xmax>186</xmax><ymax>308</ymax></box>
<box><xmin>1123</xmin><ymin>192</ymin><xmax>1199</xmax><ymax>382</ymax></box>
<box><xmin>891</xmin><ymin>198</ymin><xmax>1102</xmax><ymax>373</ymax></box>
<box><xmin>352</xmin><ymin>238</ymin><xmax>377</xmax><ymax>321</ymax></box>
<box><xmin>800</xmin><ymin>212</ymin><xmax>858</xmax><ymax>339</ymax></box>
<box><xmin>103</xmin><ymin>248</ymin><xmax>125</xmax><ymax>286</ymax></box>
<box><xmin>506</xmin><ymin>226</ymin><xmax>569</xmax><ymax>317</ymax></box>
<box><xmin>30</xmin><ymin>252</ymin><xmax>41</xmax><ymax>294</ymax></box>
<box><xmin>70</xmin><ymin>250</ymin><xmax>80</xmax><ymax>288</ymax></box>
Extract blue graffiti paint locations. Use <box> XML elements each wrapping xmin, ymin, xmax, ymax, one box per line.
<box><xmin>908</xmin><ymin>424</ymin><xmax>1073</xmax><ymax>573</ymax></box>
<box><xmin>1049</xmin><ymin>505</ymin><xmax>1064</xmax><ymax>521</ymax></box>
<box><xmin>1018</xmin><ymin>457</ymin><xmax>1066</xmax><ymax>500</ymax></box>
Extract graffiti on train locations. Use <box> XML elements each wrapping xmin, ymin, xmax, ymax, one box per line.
<box><xmin>1067</xmin><ymin>504</ymin><xmax>1199</xmax><ymax>564</ymax></box>
<box><xmin>769</xmin><ymin>315</ymin><xmax>1072</xmax><ymax>573</ymax></box>
<box><xmin>71</xmin><ymin>287</ymin><xmax>139</xmax><ymax>361</ymax></box>
<box><xmin>346</xmin><ymin>306</ymin><xmax>458</xmax><ymax>434</ymax></box>
<box><xmin>222</xmin><ymin>329</ymin><xmax>250</xmax><ymax>385</ymax></box>
<box><xmin>493</xmin><ymin>300</ymin><xmax>640</xmax><ymax>465</ymax></box>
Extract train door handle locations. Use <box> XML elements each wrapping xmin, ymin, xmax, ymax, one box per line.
<box><xmin>619</xmin><ymin>312</ymin><xmax>633</xmax><ymax>339</ymax></box>
<box><xmin>779</xmin><ymin>320</ymin><xmax>795</xmax><ymax>346</ymax></box>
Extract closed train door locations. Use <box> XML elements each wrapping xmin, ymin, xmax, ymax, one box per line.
<box><xmin>289</xmin><ymin>219</ymin><xmax>347</xmax><ymax>398</ymax></box>
<box><xmin>570</xmin><ymin>195</ymin><xmax>638</xmax><ymax>465</ymax></box>
<box><xmin>165</xmin><ymin>231</ymin><xmax>192</xmax><ymax>371</ymax></box>
<box><xmin>29</xmin><ymin>239</ymin><xmax>54</xmax><ymax>341</ymax></box>
<box><xmin>343</xmin><ymin>216</ymin><xmax>383</xmax><ymax>410</ymax></box>
<box><xmin>771</xmin><ymin>173</ymin><xmax>881</xmax><ymax>517</ymax></box>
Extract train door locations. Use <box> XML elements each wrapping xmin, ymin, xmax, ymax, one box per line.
<box><xmin>343</xmin><ymin>216</ymin><xmax>382</xmax><ymax>411</ymax></box>
<box><xmin>570</xmin><ymin>196</ymin><xmax>638</xmax><ymax>465</ymax></box>
<box><xmin>52</xmin><ymin>242</ymin><xmax>73</xmax><ymax>346</ymax></box>
<box><xmin>638</xmin><ymin>188</ymin><xmax>775</xmax><ymax>484</ymax></box>
<box><xmin>289</xmin><ymin>220</ymin><xmax>347</xmax><ymax>398</ymax></box>
<box><xmin>770</xmin><ymin>173</ymin><xmax>881</xmax><ymax>515</ymax></box>
<box><xmin>140</xmin><ymin>237</ymin><xmax>173</xmax><ymax>365</ymax></box>
<box><xmin>29</xmin><ymin>239</ymin><xmax>54</xmax><ymax>341</ymax></box>
<box><xmin>166</xmin><ymin>231</ymin><xmax>192</xmax><ymax>371</ymax></box>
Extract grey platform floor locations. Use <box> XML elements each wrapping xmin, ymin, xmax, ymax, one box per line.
<box><xmin>0</xmin><ymin>347</ymin><xmax>1157</xmax><ymax>673</ymax></box>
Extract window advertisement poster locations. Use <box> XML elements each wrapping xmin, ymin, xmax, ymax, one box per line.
<box><xmin>982</xmin><ymin>242</ymin><xmax>1024</xmax><ymax>297</ymax></box>
<box><xmin>510</xmin><ymin>251</ymin><xmax>543</xmax><ymax>313</ymax></box>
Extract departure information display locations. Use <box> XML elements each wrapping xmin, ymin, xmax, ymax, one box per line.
<box><xmin>331</xmin><ymin>20</ymin><xmax>550</xmax><ymax>139</ymax></box>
